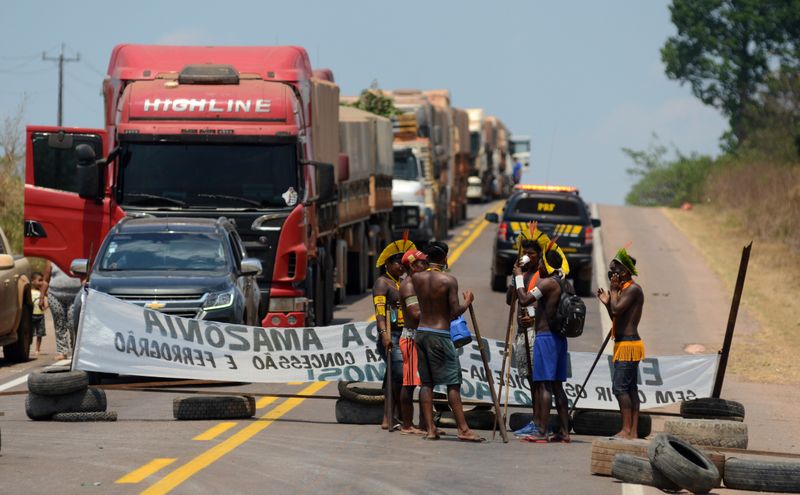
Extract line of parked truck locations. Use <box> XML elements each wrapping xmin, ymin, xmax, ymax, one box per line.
<box><xmin>21</xmin><ymin>44</ymin><xmax>530</xmax><ymax>330</ymax></box>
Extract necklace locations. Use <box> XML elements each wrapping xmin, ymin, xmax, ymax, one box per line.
<box><xmin>619</xmin><ymin>280</ymin><xmax>633</xmax><ymax>292</ymax></box>
<box><xmin>385</xmin><ymin>272</ymin><xmax>400</xmax><ymax>288</ymax></box>
<box><xmin>427</xmin><ymin>264</ymin><xmax>444</xmax><ymax>272</ymax></box>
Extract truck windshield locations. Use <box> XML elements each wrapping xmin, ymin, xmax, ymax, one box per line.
<box><xmin>119</xmin><ymin>142</ymin><xmax>298</xmax><ymax>209</ymax></box>
<box><xmin>393</xmin><ymin>152</ymin><xmax>419</xmax><ymax>180</ymax></box>
<box><xmin>99</xmin><ymin>233</ymin><xmax>227</xmax><ymax>272</ymax></box>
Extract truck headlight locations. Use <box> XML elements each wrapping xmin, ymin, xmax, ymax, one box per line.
<box><xmin>203</xmin><ymin>290</ymin><xmax>234</xmax><ymax>310</ymax></box>
<box><xmin>268</xmin><ymin>297</ymin><xmax>307</xmax><ymax>312</ymax></box>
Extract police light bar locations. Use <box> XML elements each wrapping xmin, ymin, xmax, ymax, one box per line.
<box><xmin>514</xmin><ymin>184</ymin><xmax>578</xmax><ymax>193</ymax></box>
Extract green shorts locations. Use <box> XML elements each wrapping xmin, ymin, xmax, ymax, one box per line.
<box><xmin>415</xmin><ymin>328</ymin><xmax>462</xmax><ymax>386</ymax></box>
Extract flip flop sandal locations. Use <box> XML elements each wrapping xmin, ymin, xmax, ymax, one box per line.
<box><xmin>521</xmin><ymin>435</ymin><xmax>549</xmax><ymax>443</ymax></box>
<box><xmin>457</xmin><ymin>435</ymin><xmax>486</xmax><ymax>443</ymax></box>
<box><xmin>548</xmin><ymin>434</ymin><xmax>571</xmax><ymax>443</ymax></box>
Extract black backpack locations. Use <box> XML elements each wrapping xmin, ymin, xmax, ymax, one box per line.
<box><xmin>549</xmin><ymin>278</ymin><xmax>586</xmax><ymax>338</ymax></box>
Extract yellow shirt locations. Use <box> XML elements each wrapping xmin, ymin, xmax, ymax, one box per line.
<box><xmin>32</xmin><ymin>289</ymin><xmax>44</xmax><ymax>316</ymax></box>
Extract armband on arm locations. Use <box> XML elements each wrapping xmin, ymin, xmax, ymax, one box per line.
<box><xmin>404</xmin><ymin>295</ymin><xmax>419</xmax><ymax>307</ymax></box>
<box><xmin>530</xmin><ymin>286</ymin><xmax>543</xmax><ymax>301</ymax></box>
<box><xmin>515</xmin><ymin>275</ymin><xmax>525</xmax><ymax>289</ymax></box>
<box><xmin>373</xmin><ymin>295</ymin><xmax>386</xmax><ymax>316</ymax></box>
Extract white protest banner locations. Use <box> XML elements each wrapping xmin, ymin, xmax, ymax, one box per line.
<box><xmin>75</xmin><ymin>289</ymin><xmax>718</xmax><ymax>410</ymax></box>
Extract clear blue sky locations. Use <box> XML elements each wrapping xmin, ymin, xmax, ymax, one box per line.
<box><xmin>0</xmin><ymin>0</ymin><xmax>727</xmax><ymax>205</ymax></box>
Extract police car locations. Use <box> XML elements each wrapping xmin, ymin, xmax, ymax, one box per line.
<box><xmin>484</xmin><ymin>184</ymin><xmax>601</xmax><ymax>296</ymax></box>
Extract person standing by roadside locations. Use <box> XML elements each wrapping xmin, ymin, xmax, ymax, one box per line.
<box><xmin>410</xmin><ymin>242</ymin><xmax>483</xmax><ymax>442</ymax></box>
<box><xmin>515</xmin><ymin>243</ymin><xmax>571</xmax><ymax>443</ymax></box>
<box><xmin>41</xmin><ymin>260</ymin><xmax>82</xmax><ymax>360</ymax></box>
<box><xmin>373</xmin><ymin>238</ymin><xmax>415</xmax><ymax>430</ymax></box>
<box><xmin>597</xmin><ymin>247</ymin><xmax>644</xmax><ymax>439</ymax></box>
<box><xmin>30</xmin><ymin>272</ymin><xmax>48</xmax><ymax>357</ymax></box>
<box><xmin>397</xmin><ymin>249</ymin><xmax>429</xmax><ymax>435</ymax></box>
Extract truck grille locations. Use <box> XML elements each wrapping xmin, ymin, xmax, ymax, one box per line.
<box><xmin>109</xmin><ymin>292</ymin><xmax>205</xmax><ymax>318</ymax></box>
<box><xmin>392</xmin><ymin>206</ymin><xmax>420</xmax><ymax>228</ymax></box>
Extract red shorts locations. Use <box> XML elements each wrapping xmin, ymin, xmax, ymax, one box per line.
<box><xmin>399</xmin><ymin>336</ymin><xmax>421</xmax><ymax>387</ymax></box>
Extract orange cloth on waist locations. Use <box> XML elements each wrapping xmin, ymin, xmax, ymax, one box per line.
<box><xmin>613</xmin><ymin>340</ymin><xmax>645</xmax><ymax>362</ymax></box>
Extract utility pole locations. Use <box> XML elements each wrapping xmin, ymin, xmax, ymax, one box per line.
<box><xmin>43</xmin><ymin>43</ymin><xmax>80</xmax><ymax>127</ymax></box>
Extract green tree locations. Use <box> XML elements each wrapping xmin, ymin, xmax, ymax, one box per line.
<box><xmin>0</xmin><ymin>100</ymin><xmax>26</xmax><ymax>253</ymax></box>
<box><xmin>661</xmin><ymin>0</ymin><xmax>800</xmax><ymax>145</ymax></box>
<box><xmin>350</xmin><ymin>80</ymin><xmax>401</xmax><ymax>118</ymax></box>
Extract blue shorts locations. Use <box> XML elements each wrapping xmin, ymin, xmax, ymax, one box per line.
<box><xmin>532</xmin><ymin>330</ymin><xmax>567</xmax><ymax>382</ymax></box>
<box><xmin>376</xmin><ymin>329</ymin><xmax>404</xmax><ymax>385</ymax></box>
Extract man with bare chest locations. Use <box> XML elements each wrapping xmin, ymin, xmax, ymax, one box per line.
<box><xmin>409</xmin><ymin>242</ymin><xmax>482</xmax><ymax>442</ymax></box>
<box><xmin>597</xmin><ymin>247</ymin><xmax>644</xmax><ymax>439</ymax></box>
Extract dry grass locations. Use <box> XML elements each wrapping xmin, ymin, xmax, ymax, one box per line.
<box><xmin>664</xmin><ymin>205</ymin><xmax>800</xmax><ymax>384</ymax></box>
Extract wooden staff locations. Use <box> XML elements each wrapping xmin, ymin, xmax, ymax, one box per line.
<box><xmin>492</xmin><ymin>291</ymin><xmax>517</xmax><ymax>440</ymax></box>
<box><xmin>468</xmin><ymin>304</ymin><xmax>508</xmax><ymax>443</ymax></box>
<box><xmin>383</xmin><ymin>311</ymin><xmax>394</xmax><ymax>433</ymax></box>
<box><xmin>522</xmin><ymin>327</ymin><xmax>537</xmax><ymax>421</ymax></box>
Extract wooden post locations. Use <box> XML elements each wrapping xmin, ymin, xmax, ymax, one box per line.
<box><xmin>492</xmin><ymin>291</ymin><xmax>517</xmax><ymax>440</ymax></box>
<box><xmin>522</xmin><ymin>328</ymin><xmax>537</xmax><ymax>420</ymax></box>
<box><xmin>468</xmin><ymin>304</ymin><xmax>509</xmax><ymax>443</ymax></box>
<box><xmin>712</xmin><ymin>242</ymin><xmax>752</xmax><ymax>398</ymax></box>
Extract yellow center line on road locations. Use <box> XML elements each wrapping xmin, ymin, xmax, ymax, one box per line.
<box><xmin>447</xmin><ymin>204</ymin><xmax>502</xmax><ymax>266</ymax></box>
<box><xmin>140</xmin><ymin>381</ymin><xmax>329</xmax><ymax>495</ymax></box>
<box><xmin>116</xmin><ymin>458</ymin><xmax>177</xmax><ymax>484</ymax></box>
<box><xmin>192</xmin><ymin>422</ymin><xmax>237</xmax><ymax>441</ymax></box>
<box><xmin>255</xmin><ymin>396</ymin><xmax>278</xmax><ymax>409</ymax></box>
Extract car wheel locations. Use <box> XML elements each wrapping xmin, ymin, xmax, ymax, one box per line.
<box><xmin>491</xmin><ymin>272</ymin><xmax>507</xmax><ymax>292</ymax></box>
<box><xmin>573</xmin><ymin>277</ymin><xmax>592</xmax><ymax>297</ymax></box>
<box><xmin>3</xmin><ymin>295</ymin><xmax>32</xmax><ymax>363</ymax></box>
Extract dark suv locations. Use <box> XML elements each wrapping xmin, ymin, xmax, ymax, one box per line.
<box><xmin>485</xmin><ymin>185</ymin><xmax>601</xmax><ymax>296</ymax></box>
<box><xmin>71</xmin><ymin>216</ymin><xmax>262</xmax><ymax>325</ymax></box>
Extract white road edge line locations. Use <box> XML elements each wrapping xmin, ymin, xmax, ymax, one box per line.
<box><xmin>591</xmin><ymin>202</ymin><xmax>613</xmax><ymax>355</ymax></box>
<box><xmin>622</xmin><ymin>483</ymin><xmax>645</xmax><ymax>495</ymax></box>
<box><xmin>0</xmin><ymin>374</ymin><xmax>29</xmax><ymax>392</ymax></box>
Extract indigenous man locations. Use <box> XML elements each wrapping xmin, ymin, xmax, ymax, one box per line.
<box><xmin>597</xmin><ymin>247</ymin><xmax>644</xmax><ymax>439</ymax></box>
<box><xmin>397</xmin><ymin>249</ymin><xmax>429</xmax><ymax>435</ymax></box>
<box><xmin>407</xmin><ymin>242</ymin><xmax>483</xmax><ymax>442</ymax></box>
<box><xmin>514</xmin><ymin>240</ymin><xmax>571</xmax><ymax>443</ymax></box>
<box><xmin>373</xmin><ymin>237</ymin><xmax>415</xmax><ymax>430</ymax></box>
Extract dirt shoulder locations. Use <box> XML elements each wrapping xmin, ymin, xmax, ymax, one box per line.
<box><xmin>663</xmin><ymin>205</ymin><xmax>800</xmax><ymax>384</ymax></box>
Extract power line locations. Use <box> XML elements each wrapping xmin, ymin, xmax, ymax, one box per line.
<box><xmin>0</xmin><ymin>56</ymin><xmax>40</xmax><ymax>73</ymax></box>
<box><xmin>80</xmin><ymin>58</ymin><xmax>106</xmax><ymax>77</ymax></box>
<box><xmin>42</xmin><ymin>43</ymin><xmax>80</xmax><ymax>126</ymax></box>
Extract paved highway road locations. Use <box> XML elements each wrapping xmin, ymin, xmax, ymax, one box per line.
<box><xmin>1</xmin><ymin>202</ymin><xmax>798</xmax><ymax>495</ymax></box>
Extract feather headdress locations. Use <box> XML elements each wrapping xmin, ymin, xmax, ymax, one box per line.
<box><xmin>376</xmin><ymin>229</ymin><xmax>416</xmax><ymax>268</ymax></box>
<box><xmin>613</xmin><ymin>243</ymin><xmax>638</xmax><ymax>276</ymax></box>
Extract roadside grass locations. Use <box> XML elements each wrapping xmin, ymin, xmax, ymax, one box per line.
<box><xmin>663</xmin><ymin>205</ymin><xmax>800</xmax><ymax>384</ymax></box>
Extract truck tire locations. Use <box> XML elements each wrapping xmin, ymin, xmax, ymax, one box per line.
<box><xmin>663</xmin><ymin>418</ymin><xmax>748</xmax><ymax>449</ymax></box>
<box><xmin>436</xmin><ymin>409</ymin><xmax>496</xmax><ymax>430</ymax></box>
<box><xmin>680</xmin><ymin>398</ymin><xmax>745</xmax><ymax>421</ymax></box>
<box><xmin>491</xmin><ymin>272</ymin><xmax>507</xmax><ymax>292</ymax></box>
<box><xmin>322</xmin><ymin>248</ymin><xmax>334</xmax><ymax>325</ymax></box>
<box><xmin>335</xmin><ymin>399</ymin><xmax>383</xmax><ymax>425</ymax></box>
<box><xmin>611</xmin><ymin>454</ymin><xmax>681</xmax><ymax>491</ymax></box>
<box><xmin>3</xmin><ymin>297</ymin><xmax>32</xmax><ymax>363</ymax></box>
<box><xmin>723</xmin><ymin>457</ymin><xmax>800</xmax><ymax>493</ymax></box>
<box><xmin>27</xmin><ymin>369</ymin><xmax>89</xmax><ymax>396</ymax></box>
<box><xmin>573</xmin><ymin>277</ymin><xmax>592</xmax><ymax>297</ymax></box>
<box><xmin>337</xmin><ymin>381</ymin><xmax>384</xmax><ymax>405</ymax></box>
<box><xmin>173</xmin><ymin>395</ymin><xmax>255</xmax><ymax>420</ymax></box>
<box><xmin>52</xmin><ymin>411</ymin><xmax>118</xmax><ymax>422</ymax></box>
<box><xmin>647</xmin><ymin>433</ymin><xmax>720</xmax><ymax>493</ymax></box>
<box><xmin>573</xmin><ymin>410</ymin><xmax>651</xmax><ymax>438</ymax></box>
<box><xmin>25</xmin><ymin>388</ymin><xmax>107</xmax><ymax>420</ymax></box>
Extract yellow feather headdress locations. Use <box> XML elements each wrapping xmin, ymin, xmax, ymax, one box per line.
<box><xmin>376</xmin><ymin>229</ymin><xmax>416</xmax><ymax>268</ymax></box>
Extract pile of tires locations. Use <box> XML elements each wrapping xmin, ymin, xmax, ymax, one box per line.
<box><xmin>590</xmin><ymin>437</ymin><xmax>724</xmax><ymax>480</ymax></box>
<box><xmin>573</xmin><ymin>410</ymin><xmax>651</xmax><ymax>438</ymax></box>
<box><xmin>25</xmin><ymin>366</ymin><xmax>115</xmax><ymax>421</ymax></box>
<box><xmin>173</xmin><ymin>395</ymin><xmax>255</xmax><ymax>420</ymax></box>
<box><xmin>667</xmin><ymin>397</ymin><xmax>748</xmax><ymax>448</ymax></box>
<box><xmin>611</xmin><ymin>433</ymin><xmax>722</xmax><ymax>492</ymax></box>
<box><xmin>335</xmin><ymin>381</ymin><xmax>384</xmax><ymax>425</ymax></box>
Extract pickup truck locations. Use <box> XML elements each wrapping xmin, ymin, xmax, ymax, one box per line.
<box><xmin>0</xmin><ymin>227</ymin><xmax>33</xmax><ymax>362</ymax></box>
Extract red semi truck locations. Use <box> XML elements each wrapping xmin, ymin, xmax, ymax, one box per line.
<box><xmin>24</xmin><ymin>45</ymin><xmax>364</xmax><ymax>327</ymax></box>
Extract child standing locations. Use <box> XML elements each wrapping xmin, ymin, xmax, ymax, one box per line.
<box><xmin>31</xmin><ymin>271</ymin><xmax>48</xmax><ymax>357</ymax></box>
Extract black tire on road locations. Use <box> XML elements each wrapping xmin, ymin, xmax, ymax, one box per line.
<box><xmin>573</xmin><ymin>410</ymin><xmax>651</xmax><ymax>438</ymax></box>
<box><xmin>436</xmin><ymin>409</ymin><xmax>496</xmax><ymax>430</ymax></box>
<box><xmin>335</xmin><ymin>399</ymin><xmax>384</xmax><ymax>425</ymax></box>
<box><xmin>723</xmin><ymin>457</ymin><xmax>800</xmax><ymax>493</ymax></box>
<box><xmin>573</xmin><ymin>277</ymin><xmax>592</xmax><ymax>297</ymax></box>
<box><xmin>680</xmin><ymin>398</ymin><xmax>745</xmax><ymax>421</ymax></box>
<box><xmin>27</xmin><ymin>369</ymin><xmax>89</xmax><ymax>396</ymax></box>
<box><xmin>25</xmin><ymin>388</ymin><xmax>107</xmax><ymax>420</ymax></box>
<box><xmin>491</xmin><ymin>273</ymin><xmax>507</xmax><ymax>292</ymax></box>
<box><xmin>663</xmin><ymin>418</ymin><xmax>748</xmax><ymax>449</ymax></box>
<box><xmin>52</xmin><ymin>411</ymin><xmax>118</xmax><ymax>422</ymax></box>
<box><xmin>611</xmin><ymin>454</ymin><xmax>681</xmax><ymax>491</ymax></box>
<box><xmin>337</xmin><ymin>381</ymin><xmax>384</xmax><ymax>405</ymax></box>
<box><xmin>3</xmin><ymin>297</ymin><xmax>32</xmax><ymax>363</ymax></box>
<box><xmin>647</xmin><ymin>432</ymin><xmax>720</xmax><ymax>493</ymax></box>
<box><xmin>173</xmin><ymin>395</ymin><xmax>255</xmax><ymax>420</ymax></box>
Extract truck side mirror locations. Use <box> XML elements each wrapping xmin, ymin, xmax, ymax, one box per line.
<box><xmin>76</xmin><ymin>144</ymin><xmax>104</xmax><ymax>201</ymax></box>
<box><xmin>434</xmin><ymin>125</ymin><xmax>443</xmax><ymax>144</ymax></box>
<box><xmin>418</xmin><ymin>124</ymin><xmax>430</xmax><ymax>139</ymax></box>
<box><xmin>484</xmin><ymin>212</ymin><xmax>499</xmax><ymax>223</ymax></box>
<box><xmin>70</xmin><ymin>258</ymin><xmax>89</xmax><ymax>276</ymax></box>
<box><xmin>592</xmin><ymin>218</ymin><xmax>602</xmax><ymax>228</ymax></box>
<box><xmin>337</xmin><ymin>153</ymin><xmax>350</xmax><ymax>183</ymax></box>
<box><xmin>315</xmin><ymin>163</ymin><xmax>336</xmax><ymax>202</ymax></box>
